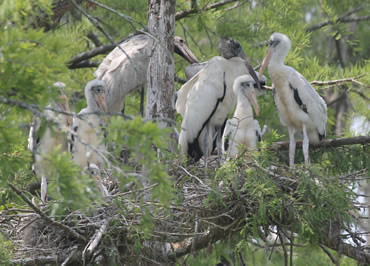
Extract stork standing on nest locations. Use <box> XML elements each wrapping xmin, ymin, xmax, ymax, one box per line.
<box><xmin>28</xmin><ymin>82</ymin><xmax>72</xmax><ymax>203</ymax></box>
<box><xmin>70</xmin><ymin>79</ymin><xmax>108</xmax><ymax>169</ymax></box>
<box><xmin>94</xmin><ymin>34</ymin><xmax>199</xmax><ymax>113</ymax></box>
<box><xmin>176</xmin><ymin>38</ymin><xmax>264</xmax><ymax>166</ymax></box>
<box><xmin>222</xmin><ymin>75</ymin><xmax>260</xmax><ymax>157</ymax></box>
<box><xmin>259</xmin><ymin>32</ymin><xmax>327</xmax><ymax>167</ymax></box>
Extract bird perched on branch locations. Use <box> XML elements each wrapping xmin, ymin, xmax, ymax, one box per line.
<box><xmin>70</xmin><ymin>79</ymin><xmax>108</xmax><ymax>169</ymax></box>
<box><xmin>94</xmin><ymin>34</ymin><xmax>199</xmax><ymax>114</ymax></box>
<box><xmin>28</xmin><ymin>82</ymin><xmax>72</xmax><ymax>203</ymax></box>
<box><xmin>176</xmin><ymin>38</ymin><xmax>264</xmax><ymax>166</ymax></box>
<box><xmin>222</xmin><ymin>75</ymin><xmax>261</xmax><ymax>157</ymax></box>
<box><xmin>259</xmin><ymin>32</ymin><xmax>327</xmax><ymax>167</ymax></box>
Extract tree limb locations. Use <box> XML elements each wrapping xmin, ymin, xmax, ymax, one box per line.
<box><xmin>306</xmin><ymin>6</ymin><xmax>366</xmax><ymax>32</ymax></box>
<box><xmin>270</xmin><ymin>136</ymin><xmax>370</xmax><ymax>151</ymax></box>
<box><xmin>175</xmin><ymin>0</ymin><xmax>239</xmax><ymax>20</ymax></box>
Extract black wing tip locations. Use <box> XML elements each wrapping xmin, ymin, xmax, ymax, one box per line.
<box><xmin>187</xmin><ymin>140</ymin><xmax>203</xmax><ymax>163</ymax></box>
<box><xmin>290</xmin><ymin>83</ymin><xmax>308</xmax><ymax>114</ymax></box>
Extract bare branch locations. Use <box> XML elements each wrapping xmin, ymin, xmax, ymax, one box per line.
<box><xmin>175</xmin><ymin>0</ymin><xmax>239</xmax><ymax>20</ymax></box>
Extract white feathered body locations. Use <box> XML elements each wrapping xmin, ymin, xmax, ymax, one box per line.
<box><xmin>28</xmin><ymin>105</ymin><xmax>70</xmax><ymax>177</ymax></box>
<box><xmin>269</xmin><ymin>64</ymin><xmax>327</xmax><ymax>143</ymax></box>
<box><xmin>177</xmin><ymin>56</ymin><xmax>250</xmax><ymax>157</ymax></box>
<box><xmin>94</xmin><ymin>35</ymin><xmax>149</xmax><ymax>112</ymax></box>
<box><xmin>71</xmin><ymin>108</ymin><xmax>106</xmax><ymax>168</ymax></box>
<box><xmin>222</xmin><ymin>90</ymin><xmax>257</xmax><ymax>156</ymax></box>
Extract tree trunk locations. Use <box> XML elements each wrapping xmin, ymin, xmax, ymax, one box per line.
<box><xmin>146</xmin><ymin>0</ymin><xmax>176</xmax><ymax>131</ymax></box>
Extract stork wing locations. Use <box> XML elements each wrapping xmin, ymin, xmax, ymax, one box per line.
<box><xmin>288</xmin><ymin>69</ymin><xmax>327</xmax><ymax>136</ymax></box>
<box><xmin>94</xmin><ymin>35</ymin><xmax>149</xmax><ymax>79</ymax></box>
<box><xmin>222</xmin><ymin>119</ymin><xmax>235</xmax><ymax>152</ymax></box>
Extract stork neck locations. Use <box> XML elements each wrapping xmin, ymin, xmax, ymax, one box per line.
<box><xmin>86</xmin><ymin>94</ymin><xmax>100</xmax><ymax>111</ymax></box>
<box><xmin>234</xmin><ymin>95</ymin><xmax>253</xmax><ymax>122</ymax></box>
<box><xmin>269</xmin><ymin>52</ymin><xmax>286</xmax><ymax>68</ymax></box>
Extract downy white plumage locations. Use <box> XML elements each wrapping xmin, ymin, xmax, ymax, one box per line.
<box><xmin>222</xmin><ymin>75</ymin><xmax>260</xmax><ymax>157</ymax></box>
<box><xmin>70</xmin><ymin>79</ymin><xmax>108</xmax><ymax>169</ymax></box>
<box><xmin>259</xmin><ymin>32</ymin><xmax>327</xmax><ymax>167</ymax></box>
<box><xmin>28</xmin><ymin>82</ymin><xmax>72</xmax><ymax>203</ymax></box>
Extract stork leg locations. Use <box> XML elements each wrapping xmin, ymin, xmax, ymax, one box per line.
<box><xmin>288</xmin><ymin>127</ymin><xmax>296</xmax><ymax>168</ymax></box>
<box><xmin>216</xmin><ymin>127</ymin><xmax>223</xmax><ymax>164</ymax></box>
<box><xmin>40</xmin><ymin>175</ymin><xmax>47</xmax><ymax>203</ymax></box>
<box><xmin>302</xmin><ymin>124</ymin><xmax>310</xmax><ymax>168</ymax></box>
<box><xmin>203</xmin><ymin>124</ymin><xmax>210</xmax><ymax>169</ymax></box>
<box><xmin>140</xmin><ymin>86</ymin><xmax>144</xmax><ymax>117</ymax></box>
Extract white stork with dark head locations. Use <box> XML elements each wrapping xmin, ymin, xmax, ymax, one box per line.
<box><xmin>70</xmin><ymin>79</ymin><xmax>108</xmax><ymax>169</ymax></box>
<box><xmin>176</xmin><ymin>38</ymin><xmax>264</xmax><ymax>166</ymax></box>
<box><xmin>222</xmin><ymin>75</ymin><xmax>260</xmax><ymax>157</ymax></box>
<box><xmin>28</xmin><ymin>82</ymin><xmax>72</xmax><ymax>203</ymax></box>
<box><xmin>259</xmin><ymin>32</ymin><xmax>327</xmax><ymax>167</ymax></box>
<box><xmin>94</xmin><ymin>35</ymin><xmax>199</xmax><ymax>113</ymax></box>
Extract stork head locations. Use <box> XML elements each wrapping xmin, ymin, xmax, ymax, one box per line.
<box><xmin>218</xmin><ymin>37</ymin><xmax>262</xmax><ymax>90</ymax></box>
<box><xmin>259</xmin><ymin>32</ymin><xmax>291</xmax><ymax>79</ymax></box>
<box><xmin>174</xmin><ymin>36</ymin><xmax>199</xmax><ymax>64</ymax></box>
<box><xmin>233</xmin><ymin>75</ymin><xmax>260</xmax><ymax>116</ymax></box>
<box><xmin>85</xmin><ymin>79</ymin><xmax>108</xmax><ymax>112</ymax></box>
<box><xmin>84</xmin><ymin>163</ymin><xmax>101</xmax><ymax>177</ymax></box>
<box><xmin>52</xmin><ymin>82</ymin><xmax>73</xmax><ymax>126</ymax></box>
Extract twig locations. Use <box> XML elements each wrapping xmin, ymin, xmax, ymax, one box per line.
<box><xmin>61</xmin><ymin>246</ymin><xmax>78</xmax><ymax>266</ymax></box>
<box><xmin>175</xmin><ymin>0</ymin><xmax>238</xmax><ymax>20</ymax></box>
<box><xmin>310</xmin><ymin>74</ymin><xmax>367</xmax><ymax>87</ymax></box>
<box><xmin>8</xmin><ymin>183</ymin><xmax>87</xmax><ymax>243</ymax></box>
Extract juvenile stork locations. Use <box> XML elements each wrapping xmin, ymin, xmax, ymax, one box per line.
<box><xmin>222</xmin><ymin>75</ymin><xmax>260</xmax><ymax>157</ymax></box>
<box><xmin>94</xmin><ymin>34</ymin><xmax>199</xmax><ymax>113</ymax></box>
<box><xmin>176</xmin><ymin>38</ymin><xmax>264</xmax><ymax>165</ymax></box>
<box><xmin>259</xmin><ymin>32</ymin><xmax>327</xmax><ymax>167</ymax></box>
<box><xmin>70</xmin><ymin>79</ymin><xmax>108</xmax><ymax>169</ymax></box>
<box><xmin>28</xmin><ymin>82</ymin><xmax>72</xmax><ymax>203</ymax></box>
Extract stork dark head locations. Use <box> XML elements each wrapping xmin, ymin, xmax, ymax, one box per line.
<box><xmin>174</xmin><ymin>36</ymin><xmax>199</xmax><ymax>64</ymax></box>
<box><xmin>218</xmin><ymin>37</ymin><xmax>262</xmax><ymax>90</ymax></box>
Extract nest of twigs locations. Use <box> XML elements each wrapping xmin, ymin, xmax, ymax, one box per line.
<box><xmin>1</xmin><ymin>159</ymin><xmax>369</xmax><ymax>265</ymax></box>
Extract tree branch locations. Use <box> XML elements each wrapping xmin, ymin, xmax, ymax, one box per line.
<box><xmin>175</xmin><ymin>0</ymin><xmax>239</xmax><ymax>20</ymax></box>
<box><xmin>270</xmin><ymin>136</ymin><xmax>370</xmax><ymax>151</ymax></box>
<box><xmin>306</xmin><ymin>6</ymin><xmax>366</xmax><ymax>32</ymax></box>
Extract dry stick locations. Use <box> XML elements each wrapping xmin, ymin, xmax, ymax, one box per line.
<box><xmin>85</xmin><ymin>218</ymin><xmax>111</xmax><ymax>259</ymax></box>
<box><xmin>61</xmin><ymin>246</ymin><xmax>78</xmax><ymax>266</ymax></box>
<box><xmin>8</xmin><ymin>183</ymin><xmax>87</xmax><ymax>243</ymax></box>
<box><xmin>310</xmin><ymin>74</ymin><xmax>367</xmax><ymax>86</ymax></box>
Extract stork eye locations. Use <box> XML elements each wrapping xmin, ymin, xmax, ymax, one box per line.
<box><xmin>269</xmin><ymin>40</ymin><xmax>273</xmax><ymax>47</ymax></box>
<box><xmin>180</xmin><ymin>39</ymin><xmax>184</xmax><ymax>43</ymax></box>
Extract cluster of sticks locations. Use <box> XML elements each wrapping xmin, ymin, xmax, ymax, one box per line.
<box><xmin>1</xmin><ymin>160</ymin><xmax>370</xmax><ymax>265</ymax></box>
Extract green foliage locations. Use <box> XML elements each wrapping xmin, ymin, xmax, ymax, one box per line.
<box><xmin>0</xmin><ymin>232</ymin><xmax>13</xmax><ymax>266</ymax></box>
<box><xmin>107</xmin><ymin>116</ymin><xmax>174</xmax><ymax>205</ymax></box>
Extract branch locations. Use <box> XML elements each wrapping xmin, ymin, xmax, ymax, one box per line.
<box><xmin>270</xmin><ymin>136</ymin><xmax>370</xmax><ymax>151</ymax></box>
<box><xmin>175</xmin><ymin>0</ymin><xmax>238</xmax><ymax>20</ymax></box>
<box><xmin>306</xmin><ymin>6</ymin><xmax>366</xmax><ymax>32</ymax></box>
<box><xmin>310</xmin><ymin>74</ymin><xmax>367</xmax><ymax>87</ymax></box>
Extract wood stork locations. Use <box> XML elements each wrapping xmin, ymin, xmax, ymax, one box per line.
<box><xmin>94</xmin><ymin>34</ymin><xmax>199</xmax><ymax>113</ymax></box>
<box><xmin>176</xmin><ymin>38</ymin><xmax>265</xmax><ymax>165</ymax></box>
<box><xmin>70</xmin><ymin>79</ymin><xmax>108</xmax><ymax>169</ymax></box>
<box><xmin>28</xmin><ymin>82</ymin><xmax>72</xmax><ymax>203</ymax></box>
<box><xmin>259</xmin><ymin>32</ymin><xmax>327</xmax><ymax>167</ymax></box>
<box><xmin>222</xmin><ymin>75</ymin><xmax>260</xmax><ymax>157</ymax></box>
<box><xmin>83</xmin><ymin>163</ymin><xmax>109</xmax><ymax>197</ymax></box>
